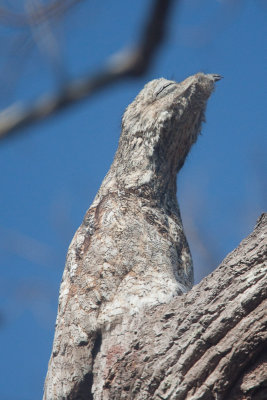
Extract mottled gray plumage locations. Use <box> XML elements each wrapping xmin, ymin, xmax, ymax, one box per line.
<box><xmin>43</xmin><ymin>72</ymin><xmax>220</xmax><ymax>400</ymax></box>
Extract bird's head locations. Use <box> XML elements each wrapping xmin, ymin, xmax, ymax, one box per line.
<box><xmin>113</xmin><ymin>73</ymin><xmax>221</xmax><ymax>194</ymax></box>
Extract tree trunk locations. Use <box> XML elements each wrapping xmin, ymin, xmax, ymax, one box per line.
<box><xmin>93</xmin><ymin>213</ymin><xmax>267</xmax><ymax>400</ymax></box>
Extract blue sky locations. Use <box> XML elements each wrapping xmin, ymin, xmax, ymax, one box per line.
<box><xmin>0</xmin><ymin>1</ymin><xmax>266</xmax><ymax>399</ymax></box>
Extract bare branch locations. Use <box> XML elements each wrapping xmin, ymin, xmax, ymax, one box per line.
<box><xmin>0</xmin><ymin>0</ymin><xmax>175</xmax><ymax>141</ymax></box>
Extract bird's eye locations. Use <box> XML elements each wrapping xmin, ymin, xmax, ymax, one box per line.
<box><xmin>155</xmin><ymin>82</ymin><xmax>176</xmax><ymax>98</ymax></box>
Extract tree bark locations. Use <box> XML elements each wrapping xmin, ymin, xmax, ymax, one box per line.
<box><xmin>94</xmin><ymin>213</ymin><xmax>266</xmax><ymax>400</ymax></box>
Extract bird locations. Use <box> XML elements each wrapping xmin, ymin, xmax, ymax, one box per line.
<box><xmin>43</xmin><ymin>72</ymin><xmax>221</xmax><ymax>400</ymax></box>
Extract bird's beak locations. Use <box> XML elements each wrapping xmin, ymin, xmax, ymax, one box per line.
<box><xmin>211</xmin><ymin>74</ymin><xmax>223</xmax><ymax>82</ymax></box>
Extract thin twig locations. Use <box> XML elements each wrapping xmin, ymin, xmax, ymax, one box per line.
<box><xmin>0</xmin><ymin>32</ymin><xmax>33</xmax><ymax>105</ymax></box>
<box><xmin>0</xmin><ymin>0</ymin><xmax>83</xmax><ymax>26</ymax></box>
<box><xmin>26</xmin><ymin>0</ymin><xmax>67</xmax><ymax>84</ymax></box>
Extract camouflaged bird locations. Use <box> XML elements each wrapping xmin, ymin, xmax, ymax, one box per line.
<box><xmin>44</xmin><ymin>72</ymin><xmax>221</xmax><ymax>400</ymax></box>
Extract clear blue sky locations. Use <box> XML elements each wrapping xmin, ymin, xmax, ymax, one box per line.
<box><xmin>0</xmin><ymin>1</ymin><xmax>266</xmax><ymax>399</ymax></box>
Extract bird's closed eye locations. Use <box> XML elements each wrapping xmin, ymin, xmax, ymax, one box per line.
<box><xmin>155</xmin><ymin>82</ymin><xmax>176</xmax><ymax>98</ymax></box>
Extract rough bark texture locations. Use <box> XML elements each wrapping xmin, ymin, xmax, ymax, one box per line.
<box><xmin>95</xmin><ymin>213</ymin><xmax>266</xmax><ymax>400</ymax></box>
<box><xmin>43</xmin><ymin>73</ymin><xmax>267</xmax><ymax>400</ymax></box>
